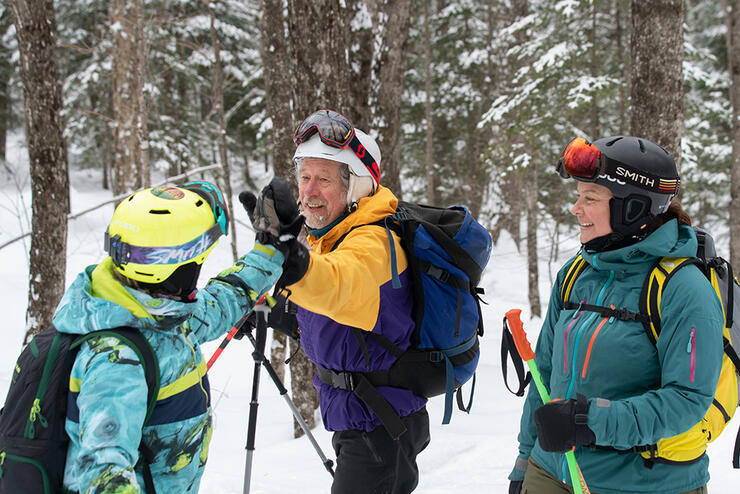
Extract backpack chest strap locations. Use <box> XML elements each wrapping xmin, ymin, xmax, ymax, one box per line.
<box><xmin>562</xmin><ymin>301</ymin><xmax>649</xmax><ymax>323</ymax></box>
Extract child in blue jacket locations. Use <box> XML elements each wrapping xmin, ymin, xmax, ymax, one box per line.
<box><xmin>54</xmin><ymin>182</ymin><xmax>283</xmax><ymax>493</ymax></box>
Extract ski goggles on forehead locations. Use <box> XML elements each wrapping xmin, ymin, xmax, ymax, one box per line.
<box><xmin>556</xmin><ymin>137</ymin><xmax>681</xmax><ymax>195</ymax></box>
<box><xmin>182</xmin><ymin>180</ymin><xmax>229</xmax><ymax>236</ymax></box>
<box><xmin>556</xmin><ymin>137</ymin><xmax>604</xmax><ymax>180</ymax></box>
<box><xmin>293</xmin><ymin>109</ymin><xmax>381</xmax><ymax>184</ymax></box>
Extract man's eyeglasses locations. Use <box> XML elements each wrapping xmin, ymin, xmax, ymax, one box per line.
<box><xmin>293</xmin><ymin>109</ymin><xmax>381</xmax><ymax>184</ymax></box>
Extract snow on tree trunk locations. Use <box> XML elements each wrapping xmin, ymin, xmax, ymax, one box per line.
<box><xmin>630</xmin><ymin>0</ymin><xmax>684</xmax><ymax>168</ymax></box>
<box><xmin>10</xmin><ymin>0</ymin><xmax>70</xmax><ymax>341</ymax></box>
<box><xmin>111</xmin><ymin>0</ymin><xmax>149</xmax><ymax>196</ymax></box>
<box><xmin>728</xmin><ymin>0</ymin><xmax>740</xmax><ymax>263</ymax></box>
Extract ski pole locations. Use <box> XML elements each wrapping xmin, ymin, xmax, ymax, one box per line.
<box><xmin>207</xmin><ymin>293</ymin><xmax>272</xmax><ymax>371</ymax></box>
<box><xmin>505</xmin><ymin>308</ymin><xmax>591</xmax><ymax>494</ymax></box>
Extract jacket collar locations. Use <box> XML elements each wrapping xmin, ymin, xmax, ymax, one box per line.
<box><xmin>580</xmin><ymin>219</ymin><xmax>697</xmax><ymax>273</ymax></box>
<box><xmin>306</xmin><ymin>185</ymin><xmax>398</xmax><ymax>254</ymax></box>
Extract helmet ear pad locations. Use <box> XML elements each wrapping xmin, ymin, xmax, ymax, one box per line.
<box><xmin>609</xmin><ymin>194</ymin><xmax>653</xmax><ymax>235</ymax></box>
<box><xmin>347</xmin><ymin>175</ymin><xmax>374</xmax><ymax>210</ymax></box>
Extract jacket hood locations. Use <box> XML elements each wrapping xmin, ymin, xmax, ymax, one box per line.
<box><xmin>580</xmin><ymin>219</ymin><xmax>697</xmax><ymax>273</ymax></box>
<box><xmin>53</xmin><ymin>259</ymin><xmax>165</xmax><ymax>335</ymax></box>
<box><xmin>306</xmin><ymin>184</ymin><xmax>398</xmax><ymax>253</ymax></box>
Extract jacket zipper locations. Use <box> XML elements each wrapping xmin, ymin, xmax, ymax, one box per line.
<box><xmin>688</xmin><ymin>327</ymin><xmax>696</xmax><ymax>383</ymax></box>
<box><xmin>581</xmin><ymin>314</ymin><xmax>612</xmax><ymax>379</ymax></box>
<box><xmin>564</xmin><ymin>302</ymin><xmax>586</xmax><ymax>373</ymax></box>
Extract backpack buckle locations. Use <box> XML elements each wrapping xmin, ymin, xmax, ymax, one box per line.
<box><xmin>330</xmin><ymin>371</ymin><xmax>355</xmax><ymax>391</ymax></box>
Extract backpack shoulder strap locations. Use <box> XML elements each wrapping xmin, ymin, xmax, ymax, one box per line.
<box><xmin>70</xmin><ymin>327</ymin><xmax>160</xmax><ymax>493</ymax></box>
<box><xmin>639</xmin><ymin>257</ymin><xmax>697</xmax><ymax>344</ymax></box>
<box><xmin>560</xmin><ymin>253</ymin><xmax>588</xmax><ymax>304</ymax></box>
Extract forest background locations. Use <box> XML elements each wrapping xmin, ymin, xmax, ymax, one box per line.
<box><xmin>2</xmin><ymin>0</ymin><xmax>740</xmax><ymax>445</ymax></box>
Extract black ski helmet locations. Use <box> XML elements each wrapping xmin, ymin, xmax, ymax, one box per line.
<box><xmin>572</xmin><ymin>136</ymin><xmax>680</xmax><ymax>236</ymax></box>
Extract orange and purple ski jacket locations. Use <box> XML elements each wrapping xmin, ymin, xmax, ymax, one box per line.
<box><xmin>287</xmin><ymin>186</ymin><xmax>427</xmax><ymax>432</ymax></box>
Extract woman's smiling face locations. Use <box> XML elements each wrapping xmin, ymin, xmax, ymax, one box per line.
<box><xmin>571</xmin><ymin>181</ymin><xmax>614</xmax><ymax>244</ymax></box>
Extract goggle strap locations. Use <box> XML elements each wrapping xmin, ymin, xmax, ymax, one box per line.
<box><xmin>104</xmin><ymin>223</ymin><xmax>223</xmax><ymax>267</ymax></box>
<box><xmin>347</xmin><ymin>134</ymin><xmax>381</xmax><ymax>185</ymax></box>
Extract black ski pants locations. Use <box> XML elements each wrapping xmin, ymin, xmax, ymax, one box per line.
<box><xmin>330</xmin><ymin>407</ymin><xmax>430</xmax><ymax>494</ymax></box>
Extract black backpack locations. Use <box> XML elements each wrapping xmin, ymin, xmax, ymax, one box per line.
<box><xmin>317</xmin><ymin>201</ymin><xmax>492</xmax><ymax>439</ymax></box>
<box><xmin>0</xmin><ymin>327</ymin><xmax>159</xmax><ymax>493</ymax></box>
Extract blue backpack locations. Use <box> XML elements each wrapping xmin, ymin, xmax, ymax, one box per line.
<box><xmin>318</xmin><ymin>201</ymin><xmax>492</xmax><ymax>438</ymax></box>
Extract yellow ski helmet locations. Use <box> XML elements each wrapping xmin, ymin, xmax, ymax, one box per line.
<box><xmin>104</xmin><ymin>182</ymin><xmax>229</xmax><ymax>284</ymax></box>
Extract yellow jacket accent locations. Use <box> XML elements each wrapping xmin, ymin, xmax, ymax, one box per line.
<box><xmin>287</xmin><ymin>186</ymin><xmax>408</xmax><ymax>331</ymax></box>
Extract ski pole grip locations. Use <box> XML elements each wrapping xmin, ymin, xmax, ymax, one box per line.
<box><xmin>505</xmin><ymin>309</ymin><xmax>535</xmax><ymax>361</ymax></box>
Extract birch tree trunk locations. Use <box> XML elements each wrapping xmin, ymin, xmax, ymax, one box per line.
<box><xmin>10</xmin><ymin>0</ymin><xmax>70</xmax><ymax>340</ymax></box>
<box><xmin>111</xmin><ymin>0</ymin><xmax>149</xmax><ymax>195</ymax></box>
<box><xmin>727</xmin><ymin>0</ymin><xmax>740</xmax><ymax>263</ymax></box>
<box><xmin>630</xmin><ymin>0</ymin><xmax>684</xmax><ymax>168</ymax></box>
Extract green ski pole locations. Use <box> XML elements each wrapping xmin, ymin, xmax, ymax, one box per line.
<box><xmin>506</xmin><ymin>308</ymin><xmax>591</xmax><ymax>494</ymax></box>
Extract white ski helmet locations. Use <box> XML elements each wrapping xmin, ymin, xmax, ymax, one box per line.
<box><xmin>293</xmin><ymin>129</ymin><xmax>382</xmax><ymax>209</ymax></box>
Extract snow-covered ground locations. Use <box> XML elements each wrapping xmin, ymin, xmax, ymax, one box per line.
<box><xmin>1</xmin><ymin>148</ymin><xmax>737</xmax><ymax>492</ymax></box>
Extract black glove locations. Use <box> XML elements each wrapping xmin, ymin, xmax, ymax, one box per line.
<box><xmin>236</xmin><ymin>293</ymin><xmax>300</xmax><ymax>340</ymax></box>
<box><xmin>533</xmin><ymin>393</ymin><xmax>595</xmax><ymax>453</ymax></box>
<box><xmin>239</xmin><ymin>177</ymin><xmax>304</xmax><ymax>251</ymax></box>
<box><xmin>508</xmin><ymin>480</ymin><xmax>522</xmax><ymax>494</ymax></box>
<box><xmin>239</xmin><ymin>178</ymin><xmax>310</xmax><ymax>287</ymax></box>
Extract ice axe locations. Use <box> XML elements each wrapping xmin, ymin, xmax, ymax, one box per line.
<box><xmin>504</xmin><ymin>308</ymin><xmax>591</xmax><ymax>494</ymax></box>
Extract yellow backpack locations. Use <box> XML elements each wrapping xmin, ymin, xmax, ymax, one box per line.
<box><xmin>561</xmin><ymin>228</ymin><xmax>740</xmax><ymax>468</ymax></box>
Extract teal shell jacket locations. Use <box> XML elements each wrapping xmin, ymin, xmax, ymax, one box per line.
<box><xmin>510</xmin><ymin>221</ymin><xmax>724</xmax><ymax>494</ymax></box>
<box><xmin>53</xmin><ymin>246</ymin><xmax>283</xmax><ymax>494</ymax></box>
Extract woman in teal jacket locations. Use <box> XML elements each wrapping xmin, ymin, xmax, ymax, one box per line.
<box><xmin>54</xmin><ymin>182</ymin><xmax>285</xmax><ymax>494</ymax></box>
<box><xmin>508</xmin><ymin>137</ymin><xmax>724</xmax><ymax>494</ymax></box>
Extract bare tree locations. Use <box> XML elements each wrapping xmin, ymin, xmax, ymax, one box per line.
<box><xmin>208</xmin><ymin>6</ymin><xmax>237</xmax><ymax>261</ymax></box>
<box><xmin>372</xmin><ymin>0</ymin><xmax>412</xmax><ymax>197</ymax></box>
<box><xmin>259</xmin><ymin>0</ymin><xmax>296</xmax><ymax>384</ymax></box>
<box><xmin>630</xmin><ymin>0</ymin><xmax>684</xmax><ymax>168</ymax></box>
<box><xmin>0</xmin><ymin>7</ymin><xmax>12</xmax><ymax>163</ymax></box>
<box><xmin>288</xmin><ymin>0</ymin><xmax>353</xmax><ymax>116</ymax></box>
<box><xmin>285</xmin><ymin>0</ymin><xmax>358</xmax><ymax>438</ymax></box>
<box><xmin>727</xmin><ymin>0</ymin><xmax>740</xmax><ymax>263</ymax></box>
<box><xmin>10</xmin><ymin>0</ymin><xmax>70</xmax><ymax>340</ymax></box>
<box><xmin>110</xmin><ymin>0</ymin><xmax>149</xmax><ymax>195</ymax></box>
<box><xmin>424</xmin><ymin>0</ymin><xmax>435</xmax><ymax>205</ymax></box>
<box><xmin>259</xmin><ymin>0</ymin><xmax>295</xmax><ymax>181</ymax></box>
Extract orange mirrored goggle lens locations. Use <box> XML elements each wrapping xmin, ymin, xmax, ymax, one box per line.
<box><xmin>557</xmin><ymin>137</ymin><xmax>602</xmax><ymax>179</ymax></box>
